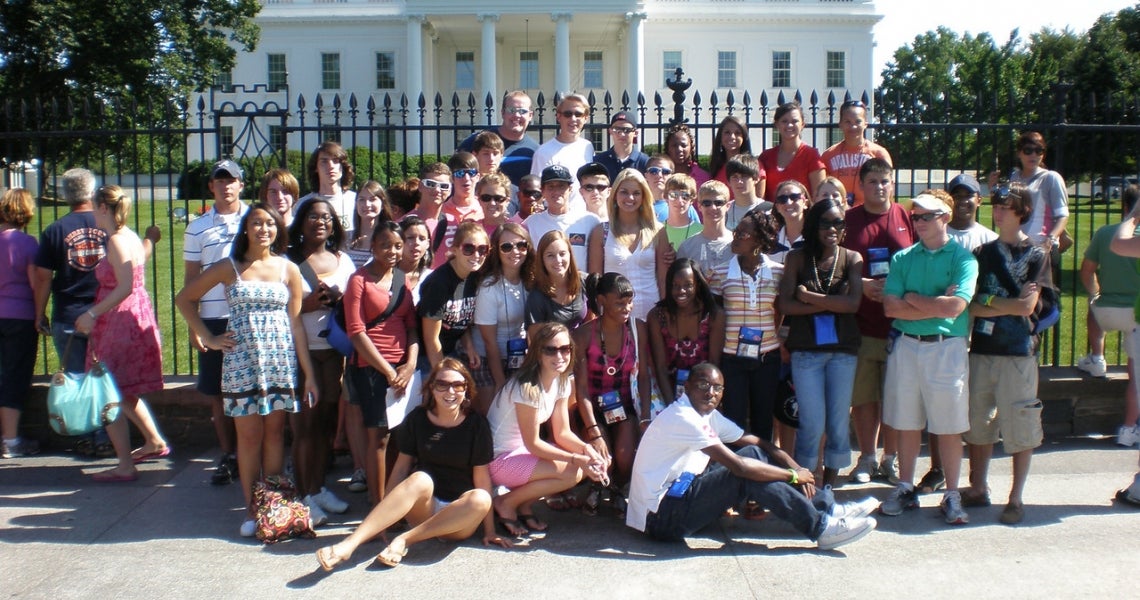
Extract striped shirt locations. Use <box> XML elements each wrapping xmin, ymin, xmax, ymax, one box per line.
<box><xmin>183</xmin><ymin>204</ymin><xmax>249</xmax><ymax>319</ymax></box>
<box><xmin>707</xmin><ymin>254</ymin><xmax>783</xmax><ymax>356</ymax></box>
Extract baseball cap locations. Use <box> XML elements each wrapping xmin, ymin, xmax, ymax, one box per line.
<box><xmin>610</xmin><ymin>111</ymin><xmax>637</xmax><ymax>128</ymax></box>
<box><xmin>946</xmin><ymin>173</ymin><xmax>980</xmax><ymax>196</ymax></box>
<box><xmin>911</xmin><ymin>193</ymin><xmax>950</xmax><ymax>213</ymax></box>
<box><xmin>210</xmin><ymin>159</ymin><xmax>243</xmax><ymax>180</ymax></box>
<box><xmin>541</xmin><ymin>164</ymin><xmax>573</xmax><ymax>185</ymax></box>
<box><xmin>576</xmin><ymin>162</ymin><xmax>609</xmax><ymax>181</ymax></box>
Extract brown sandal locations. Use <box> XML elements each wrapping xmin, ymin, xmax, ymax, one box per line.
<box><xmin>316</xmin><ymin>546</ymin><xmax>348</xmax><ymax>572</ymax></box>
<box><xmin>375</xmin><ymin>544</ymin><xmax>408</xmax><ymax>568</ymax></box>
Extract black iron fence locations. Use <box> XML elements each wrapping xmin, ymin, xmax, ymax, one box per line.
<box><xmin>3</xmin><ymin>75</ymin><xmax>1139</xmax><ymax>375</ymax></box>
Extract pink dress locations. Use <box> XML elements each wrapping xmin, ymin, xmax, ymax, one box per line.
<box><xmin>87</xmin><ymin>260</ymin><xmax>163</xmax><ymax>396</ymax></box>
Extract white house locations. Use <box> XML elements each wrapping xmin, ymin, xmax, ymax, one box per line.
<box><xmin>199</xmin><ymin>0</ymin><xmax>882</xmax><ymax>160</ymax></box>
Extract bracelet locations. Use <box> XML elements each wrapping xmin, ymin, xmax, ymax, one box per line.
<box><xmin>787</xmin><ymin>468</ymin><xmax>799</xmax><ymax>485</ymax></box>
<box><xmin>86</xmin><ymin>310</ymin><xmax>97</xmax><ymax>320</ymax></box>
<box><xmin>587</xmin><ymin>435</ymin><xmax>604</xmax><ymax>442</ymax></box>
<box><xmin>587</xmin><ymin>424</ymin><xmax>602</xmax><ymax>432</ymax></box>
<box><xmin>639</xmin><ymin>418</ymin><xmax>651</xmax><ymax>424</ymax></box>
<box><xmin>983</xmin><ymin>294</ymin><xmax>995</xmax><ymax>307</ymax></box>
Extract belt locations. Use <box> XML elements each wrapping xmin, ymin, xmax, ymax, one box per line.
<box><xmin>897</xmin><ymin>331</ymin><xmax>959</xmax><ymax>343</ymax></box>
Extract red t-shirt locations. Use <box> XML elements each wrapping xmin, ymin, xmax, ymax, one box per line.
<box><xmin>759</xmin><ymin>144</ymin><xmax>825</xmax><ymax>202</ymax></box>
<box><xmin>344</xmin><ymin>267</ymin><xmax>418</xmax><ymax>368</ymax></box>
<box><xmin>841</xmin><ymin>203</ymin><xmax>915</xmax><ymax>338</ymax></box>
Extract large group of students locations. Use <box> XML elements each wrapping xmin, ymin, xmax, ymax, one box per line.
<box><xmin>5</xmin><ymin>89</ymin><xmax>1140</xmax><ymax>569</ymax></box>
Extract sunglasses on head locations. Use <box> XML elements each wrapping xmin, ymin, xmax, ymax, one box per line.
<box><xmin>423</xmin><ymin>179</ymin><xmax>452</xmax><ymax>192</ymax></box>
<box><xmin>646</xmin><ymin>166</ymin><xmax>672</xmax><ymax>176</ymax></box>
<box><xmin>499</xmin><ymin>241</ymin><xmax>528</xmax><ymax>253</ymax></box>
<box><xmin>910</xmin><ymin>212</ymin><xmax>946</xmax><ymax>222</ymax></box>
<box><xmin>453</xmin><ymin>168</ymin><xmax>479</xmax><ymax>179</ymax></box>
<box><xmin>701</xmin><ymin>198</ymin><xmax>729</xmax><ymax>208</ymax></box>
<box><xmin>542</xmin><ymin>344</ymin><xmax>573</xmax><ymax>357</ymax></box>
<box><xmin>775</xmin><ymin>192</ymin><xmax>804</xmax><ymax>204</ymax></box>
<box><xmin>479</xmin><ymin>193</ymin><xmax>508</xmax><ymax>204</ymax></box>
<box><xmin>461</xmin><ymin>243</ymin><xmax>490</xmax><ymax>256</ymax></box>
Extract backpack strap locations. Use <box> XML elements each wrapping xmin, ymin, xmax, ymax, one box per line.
<box><xmin>365</xmin><ymin>268</ymin><xmax>407</xmax><ymax>330</ymax></box>
<box><xmin>297</xmin><ymin>260</ymin><xmax>321</xmax><ymax>291</ymax></box>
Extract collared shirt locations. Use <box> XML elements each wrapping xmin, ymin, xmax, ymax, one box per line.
<box><xmin>184</xmin><ymin>204</ymin><xmax>250</xmax><ymax>319</ymax></box>
<box><xmin>594</xmin><ymin>147</ymin><xmax>650</xmax><ymax>181</ymax></box>
<box><xmin>883</xmin><ymin>238</ymin><xmax>977</xmax><ymax>337</ymax></box>
<box><xmin>707</xmin><ymin>254</ymin><xmax>783</xmax><ymax>355</ymax></box>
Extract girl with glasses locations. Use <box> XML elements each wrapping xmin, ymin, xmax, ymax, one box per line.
<box><xmin>473</xmin><ymin>222</ymin><xmax>534</xmax><ymax>414</ymax></box>
<box><xmin>419</xmin><ymin>221</ymin><xmax>489</xmax><ymax>370</ymax></box>
<box><xmin>760</xmin><ymin>102</ymin><xmax>826</xmax><ymax>203</ymax></box>
<box><xmin>1000</xmin><ymin>131</ymin><xmax>1070</xmax><ymax>254</ymax></box>
<box><xmin>769</xmin><ymin>180</ymin><xmax>810</xmax><ymax>264</ymax></box>
<box><xmin>316</xmin><ymin>358</ymin><xmax>509</xmax><ymax>572</ymax></box>
<box><xmin>476</xmin><ymin>173</ymin><xmax>522</xmax><ymax>239</ymax></box>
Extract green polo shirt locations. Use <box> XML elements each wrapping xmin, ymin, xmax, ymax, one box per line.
<box><xmin>1086</xmin><ymin>223</ymin><xmax>1140</xmax><ymax>308</ymax></box>
<box><xmin>883</xmin><ymin>238</ymin><xmax>978</xmax><ymax>337</ymax></box>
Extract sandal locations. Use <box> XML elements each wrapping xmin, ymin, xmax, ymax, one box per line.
<box><xmin>583</xmin><ymin>485</ymin><xmax>601</xmax><ymax>517</ymax></box>
<box><xmin>375</xmin><ymin>544</ymin><xmax>407</xmax><ymax>568</ymax></box>
<box><xmin>316</xmin><ymin>546</ymin><xmax>348</xmax><ymax>571</ymax></box>
<box><xmin>518</xmin><ymin>512</ymin><xmax>548</xmax><ymax>532</ymax></box>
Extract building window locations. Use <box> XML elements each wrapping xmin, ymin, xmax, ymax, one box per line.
<box><xmin>269</xmin><ymin>125</ymin><xmax>284</xmax><ymax>150</ymax></box>
<box><xmin>322</xmin><ymin>128</ymin><xmax>341</xmax><ymax>145</ymax></box>
<box><xmin>519</xmin><ymin>51</ymin><xmax>539</xmax><ymax>89</ymax></box>
<box><xmin>376</xmin><ymin>52</ymin><xmax>396</xmax><ymax>89</ymax></box>
<box><xmin>584</xmin><ymin>51</ymin><xmax>603</xmax><ymax>89</ymax></box>
<box><xmin>267</xmin><ymin>53</ymin><xmax>287</xmax><ymax>91</ymax></box>
<box><xmin>321</xmin><ymin>53</ymin><xmax>341</xmax><ymax>90</ymax></box>
<box><xmin>826</xmin><ymin>51</ymin><xmax>846</xmax><ymax>89</ymax></box>
<box><xmin>455</xmin><ymin>52</ymin><xmax>475</xmax><ymax>90</ymax></box>
<box><xmin>663</xmin><ymin>51</ymin><xmax>683</xmax><ymax>87</ymax></box>
<box><xmin>377</xmin><ymin>129</ymin><xmax>397</xmax><ymax>153</ymax></box>
<box><xmin>219</xmin><ymin>126</ymin><xmax>234</xmax><ymax>155</ymax></box>
<box><xmin>588</xmin><ymin>128</ymin><xmax>604</xmax><ymax>153</ymax></box>
<box><xmin>717</xmin><ymin>51</ymin><xmax>736</xmax><ymax>88</ymax></box>
<box><xmin>772</xmin><ymin>51</ymin><xmax>792</xmax><ymax>88</ymax></box>
<box><xmin>214</xmin><ymin>69</ymin><xmax>232</xmax><ymax>89</ymax></box>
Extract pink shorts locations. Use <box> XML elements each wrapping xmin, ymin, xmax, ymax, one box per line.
<box><xmin>489</xmin><ymin>447</ymin><xmax>540</xmax><ymax>489</ymax></box>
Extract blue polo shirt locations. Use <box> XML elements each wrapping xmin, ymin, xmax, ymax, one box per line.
<box><xmin>594</xmin><ymin>147</ymin><xmax>649</xmax><ymax>181</ymax></box>
<box><xmin>884</xmin><ymin>238</ymin><xmax>977</xmax><ymax>337</ymax></box>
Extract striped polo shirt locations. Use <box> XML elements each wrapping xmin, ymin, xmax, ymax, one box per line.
<box><xmin>183</xmin><ymin>204</ymin><xmax>249</xmax><ymax>319</ymax></box>
<box><xmin>707</xmin><ymin>254</ymin><xmax>783</xmax><ymax>356</ymax></box>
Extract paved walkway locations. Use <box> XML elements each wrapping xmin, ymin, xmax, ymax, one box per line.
<box><xmin>2</xmin><ymin>436</ymin><xmax>1139</xmax><ymax>599</ymax></box>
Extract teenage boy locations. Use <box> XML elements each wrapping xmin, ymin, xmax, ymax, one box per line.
<box><xmin>530</xmin><ymin>93</ymin><xmax>594</xmax><ymax>210</ymax></box>
<box><xmin>820</xmin><ymin>99</ymin><xmax>892</xmax><ymax>207</ymax></box>
<box><xmin>577</xmin><ymin>162</ymin><xmax>611</xmax><ymax>221</ymax></box>
<box><xmin>725</xmin><ymin>154</ymin><xmax>770</xmax><ymax>230</ymax></box>
<box><xmin>430</xmin><ymin>152</ymin><xmax>484</xmax><ymax>268</ymax></box>
<box><xmin>523</xmin><ymin>165</ymin><xmax>600</xmax><ymax>268</ymax></box>
<box><xmin>962</xmin><ymin>183</ymin><xmax>1048</xmax><ymax>525</ymax></box>
<box><xmin>407</xmin><ymin>161</ymin><xmax>453</xmax><ymax>251</ymax></box>
<box><xmin>879</xmin><ymin>192</ymin><xmax>977</xmax><ymax>525</ymax></box>
<box><xmin>459</xmin><ymin>90</ymin><xmax>539</xmax><ymax>186</ymax></box>
<box><xmin>594</xmin><ymin>111</ymin><xmax>649</xmax><ymax>180</ymax></box>
<box><xmin>841</xmin><ymin>158</ymin><xmax>914</xmax><ymax>485</ymax></box>
<box><xmin>472</xmin><ymin>130</ymin><xmax>505</xmax><ymax>177</ymax></box>
<box><xmin>678</xmin><ymin>180</ymin><xmax>735</xmax><ymax>275</ymax></box>
<box><xmin>515</xmin><ymin>174</ymin><xmax>544</xmax><ymax>219</ymax></box>
<box><xmin>183</xmin><ymin>160</ymin><xmax>249</xmax><ymax>485</ymax></box>
<box><xmin>946</xmin><ymin>174</ymin><xmax>997</xmax><ymax>250</ymax></box>
<box><xmin>659</xmin><ymin>174</ymin><xmax>702</xmax><ymax>251</ymax></box>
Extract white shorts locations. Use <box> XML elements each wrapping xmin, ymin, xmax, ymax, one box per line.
<box><xmin>1091</xmin><ymin>305</ymin><xmax>1136</xmax><ymax>354</ymax></box>
<box><xmin>883</xmin><ymin>334</ymin><xmax>969</xmax><ymax>435</ymax></box>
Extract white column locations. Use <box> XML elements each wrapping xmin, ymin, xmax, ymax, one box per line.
<box><xmin>478</xmin><ymin>14</ymin><xmax>500</xmax><ymax>100</ymax></box>
<box><xmin>406</xmin><ymin>14</ymin><xmax>426</xmax><ymax>154</ymax></box>
<box><xmin>625</xmin><ymin>12</ymin><xmax>646</xmax><ymax>99</ymax></box>
<box><xmin>552</xmin><ymin>13</ymin><xmax>572</xmax><ymax>95</ymax></box>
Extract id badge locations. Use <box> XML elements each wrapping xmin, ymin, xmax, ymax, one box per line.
<box><xmin>600</xmin><ymin>391</ymin><xmax>627</xmax><ymax>424</ymax></box>
<box><xmin>666</xmin><ymin>472</ymin><xmax>695</xmax><ymax>498</ymax></box>
<box><xmin>738</xmin><ymin>326</ymin><xmax>764</xmax><ymax>359</ymax></box>
<box><xmin>868</xmin><ymin>247</ymin><xmax>890</xmax><ymax>279</ymax></box>
<box><xmin>506</xmin><ymin>338</ymin><xmax>527</xmax><ymax>369</ymax></box>
<box><xmin>885</xmin><ymin>328</ymin><xmax>901</xmax><ymax>354</ymax></box>
<box><xmin>674</xmin><ymin>369</ymin><xmax>690</xmax><ymax>401</ymax></box>
<box><xmin>975</xmin><ymin>319</ymin><xmax>995</xmax><ymax>336</ymax></box>
<box><xmin>813</xmin><ymin>313</ymin><xmax>840</xmax><ymax>346</ymax></box>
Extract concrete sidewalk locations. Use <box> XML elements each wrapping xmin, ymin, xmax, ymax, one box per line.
<box><xmin>2</xmin><ymin>436</ymin><xmax>1139</xmax><ymax>600</ymax></box>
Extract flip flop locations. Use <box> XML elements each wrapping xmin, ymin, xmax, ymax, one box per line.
<box><xmin>518</xmin><ymin>512</ymin><xmax>548</xmax><ymax>532</ymax></box>
<box><xmin>92</xmin><ymin>470</ymin><xmax>139</xmax><ymax>483</ymax></box>
<box><xmin>375</xmin><ymin>544</ymin><xmax>407</xmax><ymax>568</ymax></box>
<box><xmin>132</xmin><ymin>447</ymin><xmax>172</xmax><ymax>464</ymax></box>
<box><xmin>316</xmin><ymin>546</ymin><xmax>348</xmax><ymax>571</ymax></box>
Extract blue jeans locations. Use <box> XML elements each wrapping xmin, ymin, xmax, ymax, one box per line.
<box><xmin>51</xmin><ymin>320</ymin><xmax>88</xmax><ymax>375</ymax></box>
<box><xmin>645</xmin><ymin>445</ymin><xmax>833</xmax><ymax>542</ymax></box>
<box><xmin>720</xmin><ymin>352</ymin><xmax>781</xmax><ymax>440</ymax></box>
<box><xmin>791</xmin><ymin>351</ymin><xmax>857</xmax><ymax>470</ymax></box>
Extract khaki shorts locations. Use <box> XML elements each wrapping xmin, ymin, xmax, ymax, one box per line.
<box><xmin>883</xmin><ymin>335</ymin><xmax>969</xmax><ymax>435</ymax></box>
<box><xmin>851</xmin><ymin>336</ymin><xmax>888</xmax><ymax>407</ymax></box>
<box><xmin>963</xmin><ymin>354</ymin><xmax>1043</xmax><ymax>454</ymax></box>
<box><xmin>1090</xmin><ymin>305</ymin><xmax>1136</xmax><ymax>355</ymax></box>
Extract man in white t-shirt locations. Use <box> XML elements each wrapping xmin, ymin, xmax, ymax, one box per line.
<box><xmin>627</xmin><ymin>363</ymin><xmax>877</xmax><ymax>549</ymax></box>
<box><xmin>946</xmin><ymin>173</ymin><xmax>997</xmax><ymax>251</ymax></box>
<box><xmin>531</xmin><ymin>93</ymin><xmax>594</xmax><ymax>212</ymax></box>
<box><xmin>524</xmin><ymin>165</ymin><xmax>600</xmax><ymax>268</ymax></box>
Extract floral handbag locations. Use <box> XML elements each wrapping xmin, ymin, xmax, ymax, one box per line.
<box><xmin>253</xmin><ymin>475</ymin><xmax>315</xmax><ymax>543</ymax></box>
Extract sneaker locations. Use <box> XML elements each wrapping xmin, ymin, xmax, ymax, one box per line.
<box><xmin>848</xmin><ymin>455</ymin><xmax>877</xmax><ymax>484</ymax></box>
<box><xmin>316</xmin><ymin>486</ymin><xmax>349</xmax><ymax>514</ymax></box>
<box><xmin>879</xmin><ymin>484</ymin><xmax>919</xmax><ymax>516</ymax></box>
<box><xmin>1117</xmin><ymin>424</ymin><xmax>1140</xmax><ymax>447</ymax></box>
<box><xmin>306</xmin><ymin>495</ymin><xmax>329</xmax><ymax>527</ymax></box>
<box><xmin>2</xmin><ymin>438</ymin><xmax>40</xmax><ymax>459</ymax></box>
<box><xmin>940</xmin><ymin>491</ymin><xmax>970</xmax><ymax>525</ymax></box>
<box><xmin>1076</xmin><ymin>354</ymin><xmax>1108</xmax><ymax>378</ymax></box>
<box><xmin>239</xmin><ymin>519</ymin><xmax>257</xmax><ymax>538</ymax></box>
<box><xmin>211</xmin><ymin>454</ymin><xmax>237</xmax><ymax>486</ymax></box>
<box><xmin>817</xmin><ymin>515</ymin><xmax>877</xmax><ymax>550</ymax></box>
<box><xmin>875</xmin><ymin>455</ymin><xmax>900</xmax><ymax>484</ymax></box>
<box><xmin>347</xmin><ymin>468</ymin><xmax>367</xmax><ymax>493</ymax></box>
<box><xmin>831</xmin><ymin>496</ymin><xmax>880</xmax><ymax>520</ymax></box>
<box><xmin>916</xmin><ymin>468</ymin><xmax>946</xmax><ymax>494</ymax></box>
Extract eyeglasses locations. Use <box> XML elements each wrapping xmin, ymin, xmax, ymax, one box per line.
<box><xmin>646</xmin><ymin>167</ymin><xmax>672</xmax><ymax>176</ymax></box>
<box><xmin>910</xmin><ymin>212</ymin><xmax>946</xmax><ymax>222</ymax></box>
<box><xmin>479</xmin><ymin>193</ymin><xmax>508</xmax><ymax>204</ymax></box>
<box><xmin>432</xmin><ymin>381</ymin><xmax>468</xmax><ymax>393</ymax></box>
<box><xmin>423</xmin><ymin>179</ymin><xmax>452</xmax><ymax>192</ymax></box>
<box><xmin>775</xmin><ymin>192</ymin><xmax>804</xmax><ymax>204</ymax></box>
<box><xmin>306</xmin><ymin>213</ymin><xmax>334</xmax><ymax>224</ymax></box>
<box><xmin>503</xmin><ymin>107</ymin><xmax>531</xmax><ymax>116</ymax></box>
<box><xmin>667</xmin><ymin>191</ymin><xmax>693</xmax><ymax>201</ymax></box>
<box><xmin>701</xmin><ymin>199</ymin><xmax>729</xmax><ymax>208</ymax></box>
<box><xmin>461</xmin><ymin>243</ymin><xmax>490</xmax><ymax>256</ymax></box>
<box><xmin>499</xmin><ymin>241</ymin><xmax>528</xmax><ymax>253</ymax></box>
<box><xmin>820</xmin><ymin>218</ymin><xmax>846</xmax><ymax>230</ymax></box>
<box><xmin>560</xmin><ymin>110</ymin><xmax>586</xmax><ymax>118</ymax></box>
<box><xmin>542</xmin><ymin>344</ymin><xmax>573</xmax><ymax>357</ymax></box>
<box><xmin>692</xmin><ymin>380</ymin><xmax>725</xmax><ymax>394</ymax></box>
<box><xmin>453</xmin><ymin>169</ymin><xmax>479</xmax><ymax>179</ymax></box>
<box><xmin>521</xmin><ymin>189</ymin><xmax>542</xmax><ymax>199</ymax></box>
<box><xmin>611</xmin><ymin>126</ymin><xmax>635</xmax><ymax>135</ymax></box>
<box><xmin>581</xmin><ymin>184</ymin><xmax>609</xmax><ymax>193</ymax></box>
<box><xmin>1021</xmin><ymin>146</ymin><xmax>1045</xmax><ymax>156</ymax></box>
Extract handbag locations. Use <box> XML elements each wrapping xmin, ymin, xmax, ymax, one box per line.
<box><xmin>46</xmin><ymin>335</ymin><xmax>122</xmax><ymax>436</ymax></box>
<box><xmin>253</xmin><ymin>474</ymin><xmax>315</xmax><ymax>543</ymax></box>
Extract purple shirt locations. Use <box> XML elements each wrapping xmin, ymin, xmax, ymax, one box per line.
<box><xmin>0</xmin><ymin>229</ymin><xmax>39</xmax><ymax>320</ymax></box>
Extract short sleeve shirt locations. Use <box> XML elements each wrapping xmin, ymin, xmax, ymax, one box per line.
<box><xmin>34</xmin><ymin>211</ymin><xmax>106</xmax><ymax>322</ymax></box>
<box><xmin>841</xmin><ymin>203</ymin><xmax>916</xmax><ymax>338</ymax></box>
<box><xmin>970</xmin><ymin>239</ymin><xmax>1050</xmax><ymax>356</ymax></box>
<box><xmin>1085</xmin><ymin>223</ymin><xmax>1140</xmax><ymax>308</ymax></box>
<box><xmin>883</xmin><ymin>239</ymin><xmax>978</xmax><ymax>337</ymax></box>
<box><xmin>417</xmin><ymin>262</ymin><xmax>479</xmax><ymax>356</ymax></box>
<box><xmin>183</xmin><ymin>205</ymin><xmax>249</xmax><ymax>319</ymax></box>
<box><xmin>706</xmin><ymin>254</ymin><xmax>783</xmax><ymax>355</ymax></box>
<box><xmin>397</xmin><ymin>406</ymin><xmax>493</xmax><ymax>502</ymax></box>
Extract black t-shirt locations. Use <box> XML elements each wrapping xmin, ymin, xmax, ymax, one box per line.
<box><xmin>970</xmin><ymin>239</ymin><xmax>1051</xmax><ymax>357</ymax></box>
<box><xmin>524</xmin><ymin>286</ymin><xmax>587</xmax><ymax>330</ymax></box>
<box><xmin>33</xmin><ymin>210</ymin><xmax>107</xmax><ymax>323</ymax></box>
<box><xmin>397</xmin><ymin>406</ymin><xmax>493</xmax><ymax>502</ymax></box>
<box><xmin>417</xmin><ymin>262</ymin><xmax>479</xmax><ymax>356</ymax></box>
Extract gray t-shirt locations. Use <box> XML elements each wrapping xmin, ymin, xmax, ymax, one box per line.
<box><xmin>677</xmin><ymin>233</ymin><xmax>734</xmax><ymax>278</ymax></box>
